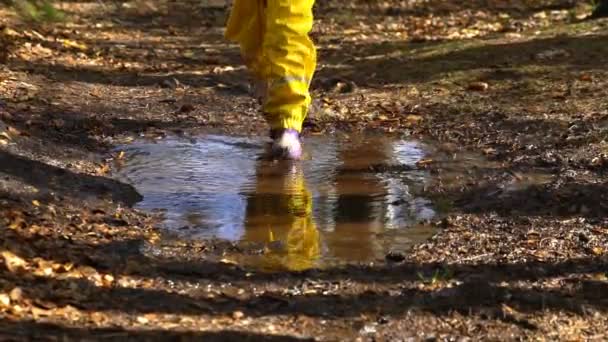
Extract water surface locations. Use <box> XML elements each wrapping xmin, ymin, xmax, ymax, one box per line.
<box><xmin>114</xmin><ymin>133</ymin><xmax>437</xmax><ymax>270</ymax></box>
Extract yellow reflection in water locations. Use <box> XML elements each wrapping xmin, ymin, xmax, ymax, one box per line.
<box><xmin>243</xmin><ymin>161</ymin><xmax>319</xmax><ymax>271</ymax></box>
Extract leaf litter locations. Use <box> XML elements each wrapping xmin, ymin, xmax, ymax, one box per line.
<box><xmin>0</xmin><ymin>0</ymin><xmax>607</xmax><ymax>340</ymax></box>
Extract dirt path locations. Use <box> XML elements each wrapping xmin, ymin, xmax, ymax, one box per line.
<box><xmin>1</xmin><ymin>0</ymin><xmax>608</xmax><ymax>340</ymax></box>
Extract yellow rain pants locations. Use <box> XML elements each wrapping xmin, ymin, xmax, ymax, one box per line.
<box><xmin>225</xmin><ymin>0</ymin><xmax>317</xmax><ymax>132</ymax></box>
<box><xmin>244</xmin><ymin>162</ymin><xmax>319</xmax><ymax>271</ymax></box>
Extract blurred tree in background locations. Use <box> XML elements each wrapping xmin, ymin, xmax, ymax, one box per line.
<box><xmin>2</xmin><ymin>0</ymin><xmax>64</xmax><ymax>22</ymax></box>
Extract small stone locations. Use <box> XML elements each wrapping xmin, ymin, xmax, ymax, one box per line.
<box><xmin>232</xmin><ymin>310</ymin><xmax>245</xmax><ymax>320</ymax></box>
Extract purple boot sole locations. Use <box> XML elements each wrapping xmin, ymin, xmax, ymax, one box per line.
<box><xmin>270</xmin><ymin>129</ymin><xmax>302</xmax><ymax>160</ymax></box>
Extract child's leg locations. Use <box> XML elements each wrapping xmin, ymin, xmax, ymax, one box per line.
<box><xmin>225</xmin><ymin>0</ymin><xmax>267</xmax><ymax>85</ymax></box>
<box><xmin>263</xmin><ymin>0</ymin><xmax>317</xmax><ymax>133</ymax></box>
<box><xmin>226</xmin><ymin>0</ymin><xmax>316</xmax><ymax>159</ymax></box>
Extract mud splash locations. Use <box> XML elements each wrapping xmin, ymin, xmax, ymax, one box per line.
<box><xmin>114</xmin><ymin>133</ymin><xmax>438</xmax><ymax>271</ymax></box>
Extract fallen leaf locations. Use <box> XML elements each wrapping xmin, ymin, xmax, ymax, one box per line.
<box><xmin>220</xmin><ymin>258</ymin><xmax>238</xmax><ymax>265</ymax></box>
<box><xmin>483</xmin><ymin>148</ymin><xmax>497</xmax><ymax>156</ymax></box>
<box><xmin>32</xmin><ymin>200</ymin><xmax>40</xmax><ymax>207</ymax></box>
<box><xmin>91</xmin><ymin>311</ymin><xmax>108</xmax><ymax>325</ymax></box>
<box><xmin>405</xmin><ymin>114</ymin><xmax>423</xmax><ymax>125</ymax></box>
<box><xmin>9</xmin><ymin>287</ymin><xmax>23</xmax><ymax>302</ymax></box>
<box><xmin>2</xmin><ymin>27</ymin><xmax>20</xmax><ymax>37</ymax></box>
<box><xmin>102</xmin><ymin>274</ymin><xmax>115</xmax><ymax>286</ymax></box>
<box><xmin>136</xmin><ymin>315</ymin><xmax>149</xmax><ymax>324</ymax></box>
<box><xmin>592</xmin><ymin>247</ymin><xmax>604</xmax><ymax>256</ymax></box>
<box><xmin>0</xmin><ymin>131</ymin><xmax>12</xmax><ymax>141</ymax></box>
<box><xmin>117</xmin><ymin>151</ymin><xmax>125</xmax><ymax>160</ymax></box>
<box><xmin>0</xmin><ymin>293</ymin><xmax>10</xmax><ymax>306</ymax></box>
<box><xmin>31</xmin><ymin>305</ymin><xmax>52</xmax><ymax>319</ymax></box>
<box><xmin>59</xmin><ymin>39</ymin><xmax>87</xmax><ymax>51</ymax></box>
<box><xmin>416</xmin><ymin>159</ymin><xmax>434</xmax><ymax>167</ymax></box>
<box><xmin>7</xmin><ymin>126</ymin><xmax>20</xmax><ymax>135</ymax></box>
<box><xmin>468</xmin><ymin>82</ymin><xmax>489</xmax><ymax>91</ymax></box>
<box><xmin>1</xmin><ymin>251</ymin><xmax>29</xmax><ymax>273</ymax></box>
<box><xmin>97</xmin><ymin>163</ymin><xmax>110</xmax><ymax>175</ymax></box>
<box><xmin>8</xmin><ymin>215</ymin><xmax>26</xmax><ymax>229</ymax></box>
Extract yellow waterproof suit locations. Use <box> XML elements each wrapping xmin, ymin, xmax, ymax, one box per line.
<box><xmin>225</xmin><ymin>0</ymin><xmax>317</xmax><ymax>132</ymax></box>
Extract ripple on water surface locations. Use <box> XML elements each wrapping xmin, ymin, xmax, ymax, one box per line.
<box><xmin>114</xmin><ymin>133</ymin><xmax>438</xmax><ymax>271</ymax></box>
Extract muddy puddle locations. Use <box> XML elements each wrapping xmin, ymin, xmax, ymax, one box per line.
<box><xmin>114</xmin><ymin>133</ymin><xmax>442</xmax><ymax>271</ymax></box>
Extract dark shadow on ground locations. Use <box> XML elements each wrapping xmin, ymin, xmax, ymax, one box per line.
<box><xmin>316</xmin><ymin>0</ymin><xmax>578</xmax><ymax>19</ymax></box>
<box><xmin>453</xmin><ymin>179</ymin><xmax>608</xmax><ymax>218</ymax></box>
<box><xmin>2</xmin><ymin>253</ymin><xmax>607</xmax><ymax>319</ymax></box>
<box><xmin>0</xmin><ymin>149</ymin><xmax>142</xmax><ymax>205</ymax></box>
<box><xmin>13</xmin><ymin>34</ymin><xmax>608</xmax><ymax>91</ymax></box>
<box><xmin>317</xmin><ymin>34</ymin><xmax>608</xmax><ymax>87</ymax></box>
<box><xmin>2</xmin><ymin>228</ymin><xmax>607</xmax><ymax>319</ymax></box>
<box><xmin>9</xmin><ymin>59</ymin><xmax>248</xmax><ymax>93</ymax></box>
<box><xmin>0</xmin><ymin>319</ymin><xmax>313</xmax><ymax>341</ymax></box>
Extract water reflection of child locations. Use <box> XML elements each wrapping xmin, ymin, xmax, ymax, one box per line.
<box><xmin>243</xmin><ymin>162</ymin><xmax>319</xmax><ymax>271</ymax></box>
<box><xmin>225</xmin><ymin>0</ymin><xmax>316</xmax><ymax>160</ymax></box>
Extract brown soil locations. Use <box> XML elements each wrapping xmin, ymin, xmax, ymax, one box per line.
<box><xmin>1</xmin><ymin>0</ymin><xmax>607</xmax><ymax>340</ymax></box>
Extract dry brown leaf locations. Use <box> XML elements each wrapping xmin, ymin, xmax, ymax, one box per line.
<box><xmin>59</xmin><ymin>39</ymin><xmax>87</xmax><ymax>51</ymax></box>
<box><xmin>90</xmin><ymin>311</ymin><xmax>108</xmax><ymax>325</ymax></box>
<box><xmin>7</xmin><ymin>126</ymin><xmax>20</xmax><ymax>135</ymax></box>
<box><xmin>102</xmin><ymin>274</ymin><xmax>115</xmax><ymax>287</ymax></box>
<box><xmin>416</xmin><ymin>159</ymin><xmax>434</xmax><ymax>167</ymax></box>
<box><xmin>220</xmin><ymin>258</ymin><xmax>238</xmax><ymax>265</ymax></box>
<box><xmin>31</xmin><ymin>305</ymin><xmax>52</xmax><ymax>319</ymax></box>
<box><xmin>468</xmin><ymin>82</ymin><xmax>489</xmax><ymax>91</ymax></box>
<box><xmin>9</xmin><ymin>287</ymin><xmax>23</xmax><ymax>302</ymax></box>
<box><xmin>136</xmin><ymin>315</ymin><xmax>149</xmax><ymax>324</ymax></box>
<box><xmin>1</xmin><ymin>250</ymin><xmax>28</xmax><ymax>272</ymax></box>
<box><xmin>2</xmin><ymin>27</ymin><xmax>20</xmax><ymax>37</ymax></box>
<box><xmin>405</xmin><ymin>114</ymin><xmax>423</xmax><ymax>125</ymax></box>
<box><xmin>0</xmin><ymin>293</ymin><xmax>11</xmax><ymax>307</ymax></box>
<box><xmin>8</xmin><ymin>216</ymin><xmax>26</xmax><ymax>230</ymax></box>
<box><xmin>97</xmin><ymin>163</ymin><xmax>110</xmax><ymax>175</ymax></box>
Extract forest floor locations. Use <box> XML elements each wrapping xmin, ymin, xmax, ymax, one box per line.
<box><xmin>1</xmin><ymin>0</ymin><xmax>608</xmax><ymax>340</ymax></box>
